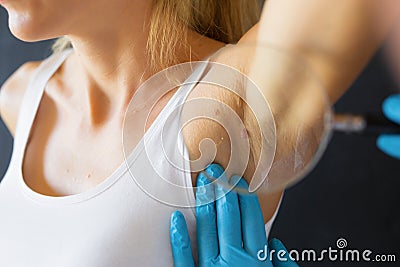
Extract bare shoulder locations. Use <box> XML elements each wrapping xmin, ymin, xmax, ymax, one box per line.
<box><xmin>0</xmin><ymin>61</ymin><xmax>42</xmax><ymax>136</ymax></box>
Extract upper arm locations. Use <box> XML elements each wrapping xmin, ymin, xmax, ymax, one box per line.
<box><xmin>242</xmin><ymin>0</ymin><xmax>400</xmax><ymax>103</ymax></box>
<box><xmin>0</xmin><ymin>61</ymin><xmax>41</xmax><ymax>136</ymax></box>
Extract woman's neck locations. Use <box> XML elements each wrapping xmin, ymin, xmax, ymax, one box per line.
<box><xmin>63</xmin><ymin>4</ymin><xmax>225</xmax><ymax>126</ymax></box>
<box><xmin>67</xmin><ymin>6</ymin><xmax>152</xmax><ymax>104</ymax></box>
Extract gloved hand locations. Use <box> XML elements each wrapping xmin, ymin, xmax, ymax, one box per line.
<box><xmin>377</xmin><ymin>94</ymin><xmax>400</xmax><ymax>159</ymax></box>
<box><xmin>170</xmin><ymin>164</ymin><xmax>298</xmax><ymax>267</ymax></box>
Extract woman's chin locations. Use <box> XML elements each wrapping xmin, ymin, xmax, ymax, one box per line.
<box><xmin>9</xmin><ymin>28</ymin><xmax>38</xmax><ymax>42</ymax></box>
<box><xmin>8</xmin><ymin>14</ymin><xmax>51</xmax><ymax>42</ymax></box>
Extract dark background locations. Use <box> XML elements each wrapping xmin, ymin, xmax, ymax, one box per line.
<box><xmin>1</xmin><ymin>6</ymin><xmax>399</xmax><ymax>267</ymax></box>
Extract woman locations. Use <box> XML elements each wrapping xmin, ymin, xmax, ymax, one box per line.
<box><xmin>0</xmin><ymin>1</ymin><xmax>283</xmax><ymax>266</ymax></box>
<box><xmin>0</xmin><ymin>0</ymin><xmax>397</xmax><ymax>266</ymax></box>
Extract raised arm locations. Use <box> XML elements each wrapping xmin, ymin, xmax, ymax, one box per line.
<box><xmin>250</xmin><ymin>0</ymin><xmax>400</xmax><ymax>102</ymax></box>
<box><xmin>182</xmin><ymin>0</ymin><xmax>400</xmax><ymax>222</ymax></box>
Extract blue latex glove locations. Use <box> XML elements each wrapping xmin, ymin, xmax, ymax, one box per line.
<box><xmin>377</xmin><ymin>94</ymin><xmax>400</xmax><ymax>159</ymax></box>
<box><xmin>170</xmin><ymin>164</ymin><xmax>298</xmax><ymax>267</ymax></box>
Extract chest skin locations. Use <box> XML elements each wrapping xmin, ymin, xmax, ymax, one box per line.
<box><xmin>22</xmin><ymin>78</ymin><xmax>181</xmax><ymax>197</ymax></box>
<box><xmin>22</xmin><ymin>45</ymin><xmax>282</xmax><ymax>223</ymax></box>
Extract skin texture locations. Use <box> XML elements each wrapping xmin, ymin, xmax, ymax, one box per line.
<box><xmin>0</xmin><ymin>0</ymin><xmax>282</xmax><ymax>220</ymax></box>
<box><xmin>1</xmin><ymin>0</ymin><xmax>400</xmax><ymax>223</ymax></box>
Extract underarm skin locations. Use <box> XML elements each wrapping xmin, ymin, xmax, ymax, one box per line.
<box><xmin>182</xmin><ymin>81</ymin><xmax>283</xmax><ymax>224</ymax></box>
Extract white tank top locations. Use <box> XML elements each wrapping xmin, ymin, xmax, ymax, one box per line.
<box><xmin>0</xmin><ymin>49</ymin><xmax>279</xmax><ymax>266</ymax></box>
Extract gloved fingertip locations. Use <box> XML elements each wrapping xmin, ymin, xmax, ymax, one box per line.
<box><xmin>170</xmin><ymin>211</ymin><xmax>195</xmax><ymax>267</ymax></box>
<box><xmin>205</xmin><ymin>163</ymin><xmax>225</xmax><ymax>179</ymax></box>
<box><xmin>377</xmin><ymin>135</ymin><xmax>400</xmax><ymax>159</ymax></box>
<box><xmin>196</xmin><ymin>172</ymin><xmax>216</xmax><ymax>206</ymax></box>
<box><xmin>232</xmin><ymin>176</ymin><xmax>254</xmax><ymax>196</ymax></box>
<box><xmin>385</xmin><ymin>94</ymin><xmax>400</xmax><ymax>103</ymax></box>
<box><xmin>382</xmin><ymin>94</ymin><xmax>400</xmax><ymax>124</ymax></box>
<box><xmin>170</xmin><ymin>211</ymin><xmax>185</xmax><ymax>229</ymax></box>
<box><xmin>215</xmin><ymin>177</ymin><xmax>230</xmax><ymax>198</ymax></box>
<box><xmin>269</xmin><ymin>238</ymin><xmax>286</xmax><ymax>250</ymax></box>
<box><xmin>170</xmin><ymin>211</ymin><xmax>191</xmax><ymax>246</ymax></box>
<box><xmin>197</xmin><ymin>171</ymin><xmax>212</xmax><ymax>187</ymax></box>
<box><xmin>205</xmin><ymin>164</ymin><xmax>230</xmax><ymax>198</ymax></box>
<box><xmin>229</xmin><ymin>175</ymin><xmax>243</xmax><ymax>187</ymax></box>
<box><xmin>234</xmin><ymin>176</ymin><xmax>249</xmax><ymax>187</ymax></box>
<box><xmin>235</xmin><ymin>177</ymin><xmax>263</xmax><ymax>199</ymax></box>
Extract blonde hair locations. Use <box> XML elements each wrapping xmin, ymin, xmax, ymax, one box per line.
<box><xmin>53</xmin><ymin>0</ymin><xmax>262</xmax><ymax>71</ymax></box>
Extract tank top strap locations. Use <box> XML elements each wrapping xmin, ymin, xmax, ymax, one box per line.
<box><xmin>166</xmin><ymin>46</ymin><xmax>229</xmax><ymax>113</ymax></box>
<box><xmin>13</xmin><ymin>49</ymin><xmax>73</xmax><ymax>154</ymax></box>
<box><xmin>160</xmin><ymin>60</ymin><xmax>211</xmax><ymax>121</ymax></box>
